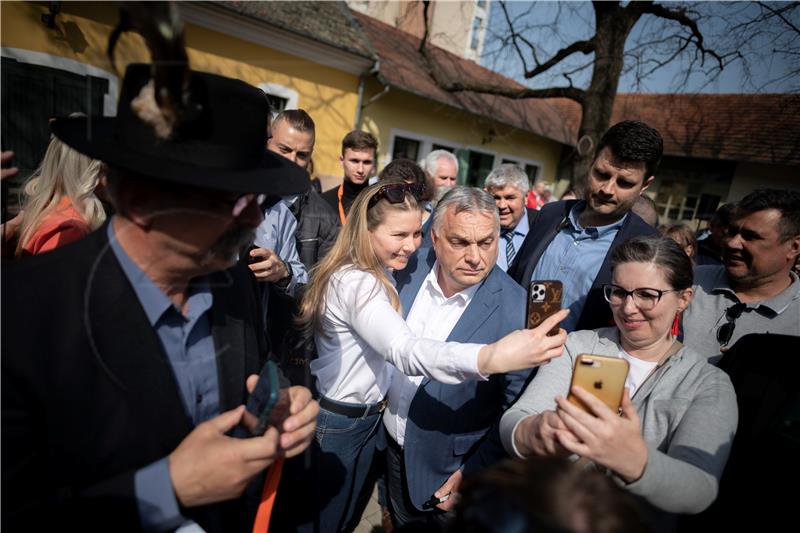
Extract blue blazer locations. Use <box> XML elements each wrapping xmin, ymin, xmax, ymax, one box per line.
<box><xmin>390</xmin><ymin>246</ymin><xmax>530</xmax><ymax>511</ymax></box>
<box><xmin>507</xmin><ymin>200</ymin><xmax>659</xmax><ymax>331</ymax></box>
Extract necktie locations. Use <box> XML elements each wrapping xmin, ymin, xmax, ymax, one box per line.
<box><xmin>504</xmin><ymin>231</ymin><xmax>516</xmax><ymax>266</ymax></box>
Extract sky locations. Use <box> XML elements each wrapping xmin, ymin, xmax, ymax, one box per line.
<box><xmin>480</xmin><ymin>1</ymin><xmax>799</xmax><ymax>94</ymax></box>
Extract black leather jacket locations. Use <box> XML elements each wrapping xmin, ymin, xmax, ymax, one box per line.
<box><xmin>288</xmin><ymin>188</ymin><xmax>340</xmax><ymax>271</ymax></box>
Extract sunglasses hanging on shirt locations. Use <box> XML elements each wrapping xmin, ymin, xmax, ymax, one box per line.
<box><xmin>716</xmin><ymin>302</ymin><xmax>747</xmax><ymax>347</ymax></box>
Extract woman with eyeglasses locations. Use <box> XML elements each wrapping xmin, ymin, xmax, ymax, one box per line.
<box><xmin>500</xmin><ymin>236</ymin><xmax>737</xmax><ymax>526</ymax></box>
<box><xmin>295</xmin><ymin>180</ymin><xmax>568</xmax><ymax>532</ymax></box>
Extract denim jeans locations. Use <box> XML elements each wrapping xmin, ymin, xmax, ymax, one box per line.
<box><xmin>315</xmin><ymin>400</ymin><xmax>384</xmax><ymax>532</ymax></box>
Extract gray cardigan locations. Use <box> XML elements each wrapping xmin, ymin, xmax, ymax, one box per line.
<box><xmin>500</xmin><ymin>327</ymin><xmax>738</xmax><ymax>515</ymax></box>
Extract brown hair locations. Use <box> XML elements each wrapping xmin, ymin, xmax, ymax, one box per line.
<box><xmin>296</xmin><ymin>180</ymin><xmax>422</xmax><ymax>333</ymax></box>
<box><xmin>272</xmin><ymin>109</ymin><xmax>315</xmax><ymax>135</ymax></box>
<box><xmin>450</xmin><ymin>457</ymin><xmax>648</xmax><ymax>533</ymax></box>
<box><xmin>341</xmin><ymin>130</ymin><xmax>378</xmax><ymax>156</ymax></box>
<box><xmin>661</xmin><ymin>223</ymin><xmax>697</xmax><ymax>259</ymax></box>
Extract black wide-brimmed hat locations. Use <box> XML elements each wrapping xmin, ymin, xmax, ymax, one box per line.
<box><xmin>51</xmin><ymin>64</ymin><xmax>308</xmax><ymax>195</ymax></box>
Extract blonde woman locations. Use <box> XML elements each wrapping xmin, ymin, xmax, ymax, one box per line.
<box><xmin>16</xmin><ymin>133</ymin><xmax>105</xmax><ymax>256</ymax></box>
<box><xmin>296</xmin><ymin>181</ymin><xmax>568</xmax><ymax>532</ymax></box>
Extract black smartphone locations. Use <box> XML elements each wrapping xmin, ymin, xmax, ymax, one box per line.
<box><xmin>243</xmin><ymin>360</ymin><xmax>291</xmax><ymax>436</ymax></box>
<box><xmin>246</xmin><ymin>244</ymin><xmax>261</xmax><ymax>265</ymax></box>
<box><xmin>527</xmin><ymin>280</ymin><xmax>564</xmax><ymax>336</ymax></box>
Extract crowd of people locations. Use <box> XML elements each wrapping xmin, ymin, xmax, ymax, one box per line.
<box><xmin>2</xmin><ymin>59</ymin><xmax>799</xmax><ymax>533</ymax></box>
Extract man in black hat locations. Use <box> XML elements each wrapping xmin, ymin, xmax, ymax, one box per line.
<box><xmin>2</xmin><ymin>65</ymin><xmax>318</xmax><ymax>532</ymax></box>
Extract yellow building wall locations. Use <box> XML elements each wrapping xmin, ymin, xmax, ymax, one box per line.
<box><xmin>360</xmin><ymin>81</ymin><xmax>564</xmax><ymax>185</ymax></box>
<box><xmin>1</xmin><ymin>1</ymin><xmax>361</xmax><ymax>178</ymax></box>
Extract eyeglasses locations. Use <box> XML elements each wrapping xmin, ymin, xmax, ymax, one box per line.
<box><xmin>368</xmin><ymin>182</ymin><xmax>425</xmax><ymax>209</ymax></box>
<box><xmin>716</xmin><ymin>302</ymin><xmax>747</xmax><ymax>347</ymax></box>
<box><xmin>602</xmin><ymin>284</ymin><xmax>680</xmax><ymax>311</ymax></box>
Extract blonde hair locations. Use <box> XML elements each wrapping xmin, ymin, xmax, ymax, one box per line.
<box><xmin>297</xmin><ymin>181</ymin><xmax>422</xmax><ymax>333</ymax></box>
<box><xmin>16</xmin><ymin>135</ymin><xmax>105</xmax><ymax>255</ymax></box>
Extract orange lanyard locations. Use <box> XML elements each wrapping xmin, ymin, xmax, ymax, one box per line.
<box><xmin>337</xmin><ymin>183</ymin><xmax>347</xmax><ymax>225</ymax></box>
<box><xmin>251</xmin><ymin>457</ymin><xmax>284</xmax><ymax>533</ymax></box>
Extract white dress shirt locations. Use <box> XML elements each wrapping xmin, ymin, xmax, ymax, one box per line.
<box><xmin>310</xmin><ymin>265</ymin><xmax>486</xmax><ymax>404</ymax></box>
<box><xmin>383</xmin><ymin>262</ymin><xmax>479</xmax><ymax>445</ymax></box>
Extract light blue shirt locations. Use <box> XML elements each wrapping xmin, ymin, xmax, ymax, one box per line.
<box><xmin>108</xmin><ymin>221</ymin><xmax>216</xmax><ymax>532</ymax></box>
<box><xmin>497</xmin><ymin>209</ymin><xmax>529</xmax><ymax>272</ymax></box>
<box><xmin>531</xmin><ymin>202</ymin><xmax>625</xmax><ymax>331</ymax></box>
<box><xmin>255</xmin><ymin>201</ymin><xmax>308</xmax><ymax>312</ymax></box>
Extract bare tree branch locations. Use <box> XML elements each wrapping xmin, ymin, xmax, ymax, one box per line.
<box><xmin>638</xmin><ymin>2</ymin><xmax>728</xmax><ymax>70</ymax></box>
<box><xmin>526</xmin><ymin>38</ymin><xmax>596</xmax><ymax>78</ymax></box>
<box><xmin>758</xmin><ymin>1</ymin><xmax>800</xmax><ymax>35</ymax></box>
<box><xmin>499</xmin><ymin>0</ymin><xmax>531</xmax><ymax>74</ymax></box>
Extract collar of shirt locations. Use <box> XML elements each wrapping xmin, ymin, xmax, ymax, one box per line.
<box><xmin>710</xmin><ymin>270</ymin><xmax>800</xmax><ymax>316</ymax></box>
<box><xmin>427</xmin><ymin>260</ymin><xmax>481</xmax><ymax>305</ymax></box>
<box><xmin>107</xmin><ymin>220</ymin><xmax>213</xmax><ymax>327</ymax></box>
<box><xmin>566</xmin><ymin>201</ymin><xmax>627</xmax><ymax>240</ymax></box>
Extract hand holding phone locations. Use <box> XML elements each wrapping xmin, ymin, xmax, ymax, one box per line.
<box><xmin>528</xmin><ymin>280</ymin><xmax>563</xmax><ymax>336</ymax></box>
<box><xmin>243</xmin><ymin>360</ymin><xmax>291</xmax><ymax>436</ymax></box>
<box><xmin>567</xmin><ymin>354</ymin><xmax>629</xmax><ymax>413</ymax></box>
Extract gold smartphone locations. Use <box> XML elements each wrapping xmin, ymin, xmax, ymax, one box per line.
<box><xmin>527</xmin><ymin>280</ymin><xmax>563</xmax><ymax>336</ymax></box>
<box><xmin>567</xmin><ymin>354</ymin><xmax>629</xmax><ymax>413</ymax></box>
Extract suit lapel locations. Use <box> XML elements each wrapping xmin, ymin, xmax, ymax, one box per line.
<box><xmin>515</xmin><ymin>201</ymin><xmax>573</xmax><ymax>284</ymax></box>
<box><xmin>209</xmin><ymin>270</ymin><xmax>248</xmax><ymax>412</ymax></box>
<box><xmin>397</xmin><ymin>247</ymin><xmax>435</xmax><ymax>319</ymax></box>
<box><xmin>447</xmin><ymin>273</ymin><xmax>501</xmax><ymax>343</ymax></box>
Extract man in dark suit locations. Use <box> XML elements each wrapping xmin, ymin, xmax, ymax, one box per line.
<box><xmin>484</xmin><ymin>163</ymin><xmax>539</xmax><ymax>272</ymax></box>
<box><xmin>2</xmin><ymin>65</ymin><xmax>318</xmax><ymax>532</ymax></box>
<box><xmin>384</xmin><ymin>187</ymin><xmax>567</xmax><ymax>528</ymax></box>
<box><xmin>508</xmin><ymin>120</ymin><xmax>661</xmax><ymax>331</ymax></box>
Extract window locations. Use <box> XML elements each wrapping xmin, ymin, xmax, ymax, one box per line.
<box><xmin>463</xmin><ymin>149</ymin><xmax>494</xmax><ymax>187</ymax></box>
<box><xmin>257</xmin><ymin>83</ymin><xmax>298</xmax><ymax>118</ymax></box>
<box><xmin>501</xmin><ymin>158</ymin><xmax>541</xmax><ymax>185</ymax></box>
<box><xmin>264</xmin><ymin>94</ymin><xmax>288</xmax><ymax>117</ymax></box>
<box><xmin>470</xmin><ymin>17</ymin><xmax>482</xmax><ymax>50</ymax></box>
<box><xmin>432</xmin><ymin>143</ymin><xmax>455</xmax><ymax>153</ymax></box>
<box><xmin>1</xmin><ymin>57</ymin><xmax>109</xmax><ymax>217</ymax></box>
<box><xmin>392</xmin><ymin>136</ymin><xmax>421</xmax><ymax>161</ymax></box>
<box><xmin>524</xmin><ymin>164</ymin><xmax>540</xmax><ymax>184</ymax></box>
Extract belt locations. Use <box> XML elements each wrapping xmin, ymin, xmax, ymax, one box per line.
<box><xmin>319</xmin><ymin>396</ymin><xmax>388</xmax><ymax>418</ymax></box>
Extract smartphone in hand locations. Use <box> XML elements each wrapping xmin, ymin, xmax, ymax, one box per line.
<box><xmin>527</xmin><ymin>280</ymin><xmax>563</xmax><ymax>335</ymax></box>
<box><xmin>243</xmin><ymin>360</ymin><xmax>291</xmax><ymax>436</ymax></box>
<box><xmin>567</xmin><ymin>354</ymin><xmax>629</xmax><ymax>413</ymax></box>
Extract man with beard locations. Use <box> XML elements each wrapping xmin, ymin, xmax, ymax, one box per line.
<box><xmin>507</xmin><ymin>121</ymin><xmax>660</xmax><ymax>331</ymax></box>
<box><xmin>682</xmin><ymin>189</ymin><xmax>800</xmax><ymax>363</ymax></box>
<box><xmin>1</xmin><ymin>65</ymin><xmax>318</xmax><ymax>532</ymax></box>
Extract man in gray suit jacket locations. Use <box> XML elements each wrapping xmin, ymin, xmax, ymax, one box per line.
<box><xmin>384</xmin><ymin>187</ymin><xmax>534</xmax><ymax>528</ymax></box>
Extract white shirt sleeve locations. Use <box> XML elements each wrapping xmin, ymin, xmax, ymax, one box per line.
<box><xmin>333</xmin><ymin>269</ymin><xmax>487</xmax><ymax>384</ymax></box>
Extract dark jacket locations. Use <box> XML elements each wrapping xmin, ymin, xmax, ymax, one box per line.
<box><xmin>1</xmin><ymin>223</ymin><xmax>268</xmax><ymax>533</ymax></box>
<box><xmin>507</xmin><ymin>200</ymin><xmax>659</xmax><ymax>331</ymax></box>
<box><xmin>321</xmin><ymin>180</ymin><xmax>368</xmax><ymax>221</ymax></box>
<box><xmin>288</xmin><ymin>189</ymin><xmax>340</xmax><ymax>271</ymax></box>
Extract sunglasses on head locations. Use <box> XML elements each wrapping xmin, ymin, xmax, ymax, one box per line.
<box><xmin>716</xmin><ymin>302</ymin><xmax>747</xmax><ymax>347</ymax></box>
<box><xmin>368</xmin><ymin>182</ymin><xmax>425</xmax><ymax>209</ymax></box>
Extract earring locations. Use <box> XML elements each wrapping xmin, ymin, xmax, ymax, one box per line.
<box><xmin>671</xmin><ymin>312</ymin><xmax>682</xmax><ymax>337</ymax></box>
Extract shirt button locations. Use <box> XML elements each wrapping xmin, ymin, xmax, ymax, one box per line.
<box><xmin>196</xmin><ymin>394</ymin><xmax>203</xmax><ymax>405</ymax></box>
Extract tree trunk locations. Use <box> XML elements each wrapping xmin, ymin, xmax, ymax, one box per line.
<box><xmin>572</xmin><ymin>2</ymin><xmax>642</xmax><ymax>194</ymax></box>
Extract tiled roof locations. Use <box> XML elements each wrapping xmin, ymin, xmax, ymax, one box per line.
<box><xmin>214</xmin><ymin>1</ymin><xmax>375</xmax><ymax>59</ymax></box>
<box><xmin>354</xmin><ymin>11</ymin><xmax>799</xmax><ymax>167</ymax></box>
<box><xmin>352</xmin><ymin>11</ymin><xmax>575</xmax><ymax>146</ymax></box>
<box><xmin>550</xmin><ymin>94</ymin><xmax>800</xmax><ymax>166</ymax></box>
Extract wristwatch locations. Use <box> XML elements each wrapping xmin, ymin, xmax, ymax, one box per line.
<box><xmin>275</xmin><ymin>258</ymin><xmax>293</xmax><ymax>288</ymax></box>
